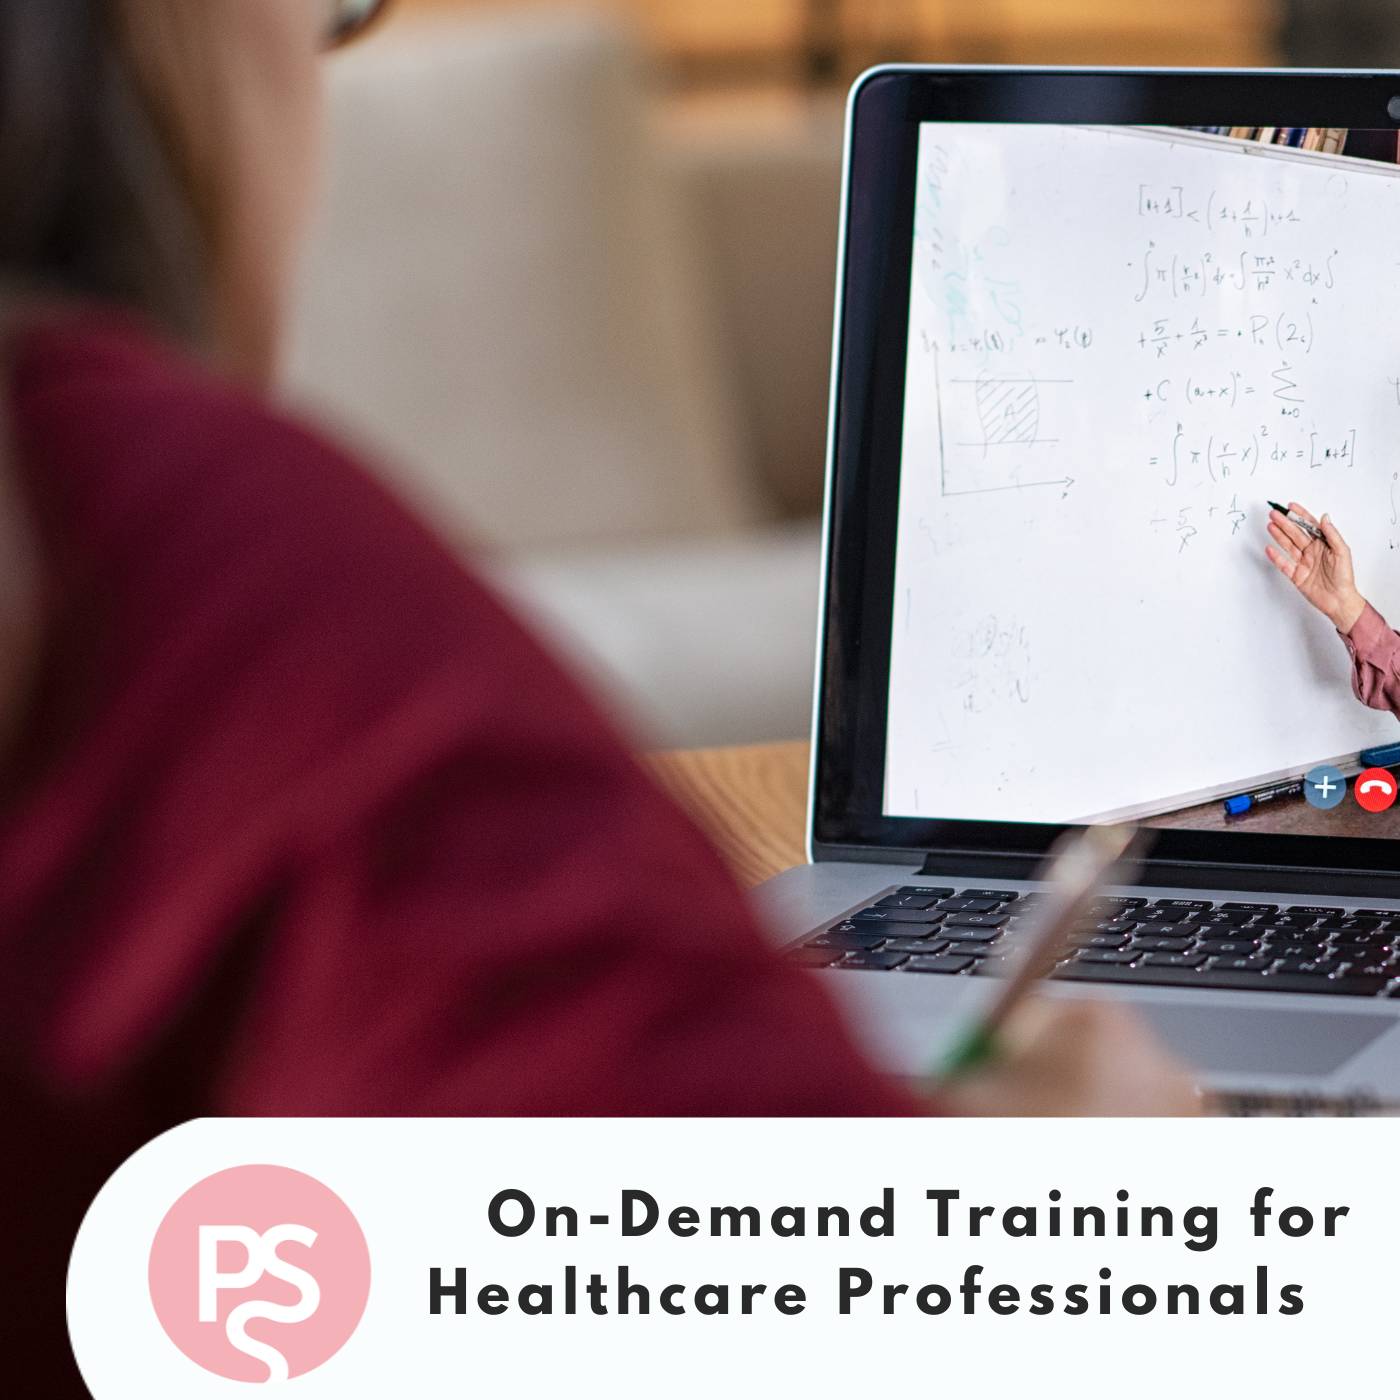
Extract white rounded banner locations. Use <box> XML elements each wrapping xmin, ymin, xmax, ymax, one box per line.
<box><xmin>69</xmin><ymin>1117</ymin><xmax>1399</xmax><ymax>1396</ymax></box>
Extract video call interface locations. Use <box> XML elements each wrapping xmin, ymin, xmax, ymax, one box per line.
<box><xmin>884</xmin><ymin>123</ymin><xmax>1400</xmax><ymax>841</ymax></box>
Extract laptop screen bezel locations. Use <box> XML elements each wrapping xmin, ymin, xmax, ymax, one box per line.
<box><xmin>813</xmin><ymin>67</ymin><xmax>1400</xmax><ymax>873</ymax></box>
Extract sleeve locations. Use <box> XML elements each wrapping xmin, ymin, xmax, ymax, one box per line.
<box><xmin>210</xmin><ymin>660</ymin><xmax>926</xmax><ymax>1121</ymax></box>
<box><xmin>1340</xmin><ymin>602</ymin><xmax>1400</xmax><ymax>716</ymax></box>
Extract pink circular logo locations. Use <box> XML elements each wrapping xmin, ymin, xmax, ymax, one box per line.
<box><xmin>148</xmin><ymin>1165</ymin><xmax>371</xmax><ymax>1382</ymax></box>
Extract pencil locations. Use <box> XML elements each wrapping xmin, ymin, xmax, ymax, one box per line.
<box><xmin>935</xmin><ymin>824</ymin><xmax>1142</xmax><ymax>1078</ymax></box>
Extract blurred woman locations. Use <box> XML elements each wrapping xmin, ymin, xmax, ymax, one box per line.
<box><xmin>0</xmin><ymin>1</ymin><xmax>1194</xmax><ymax>1390</ymax></box>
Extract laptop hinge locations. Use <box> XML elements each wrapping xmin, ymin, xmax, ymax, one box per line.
<box><xmin>919</xmin><ymin>850</ymin><xmax>1400</xmax><ymax>898</ymax></box>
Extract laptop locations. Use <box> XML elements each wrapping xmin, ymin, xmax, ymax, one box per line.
<box><xmin>753</xmin><ymin>66</ymin><xmax>1400</xmax><ymax>1102</ymax></box>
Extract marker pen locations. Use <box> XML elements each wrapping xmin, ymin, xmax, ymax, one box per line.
<box><xmin>1222</xmin><ymin>778</ymin><xmax>1306</xmax><ymax>817</ymax></box>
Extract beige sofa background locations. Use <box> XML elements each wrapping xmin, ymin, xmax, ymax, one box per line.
<box><xmin>284</xmin><ymin>9</ymin><xmax>843</xmax><ymax>747</ymax></box>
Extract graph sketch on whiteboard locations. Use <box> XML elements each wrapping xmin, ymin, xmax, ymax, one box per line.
<box><xmin>964</xmin><ymin>375</ymin><xmax>1052</xmax><ymax>451</ymax></box>
<box><xmin>934</xmin><ymin>346</ymin><xmax>1076</xmax><ymax>497</ymax></box>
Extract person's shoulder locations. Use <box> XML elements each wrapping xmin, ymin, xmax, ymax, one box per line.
<box><xmin>12</xmin><ymin>310</ymin><xmax>477</xmax><ymax>609</ymax></box>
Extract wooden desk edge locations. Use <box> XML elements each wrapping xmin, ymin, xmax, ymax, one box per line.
<box><xmin>643</xmin><ymin>740</ymin><xmax>811</xmax><ymax>888</ymax></box>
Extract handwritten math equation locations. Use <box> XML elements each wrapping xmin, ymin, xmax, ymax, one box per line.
<box><xmin>1134</xmin><ymin>244</ymin><xmax>1337</xmax><ymax>305</ymax></box>
<box><xmin>1147</xmin><ymin>497</ymin><xmax>1250</xmax><ymax>554</ymax></box>
<box><xmin>1138</xmin><ymin>184</ymin><xmax>1302</xmax><ymax>237</ymax></box>
<box><xmin>920</xmin><ymin>326</ymin><xmax>1095</xmax><ymax>358</ymax></box>
<box><xmin>1153</xmin><ymin>421</ymin><xmax>1356</xmax><ymax>488</ymax></box>
<box><xmin>1137</xmin><ymin>312</ymin><xmax>1315</xmax><ymax>359</ymax></box>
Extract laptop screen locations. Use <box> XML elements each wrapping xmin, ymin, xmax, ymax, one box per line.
<box><xmin>880</xmin><ymin>121</ymin><xmax>1400</xmax><ymax>845</ymax></box>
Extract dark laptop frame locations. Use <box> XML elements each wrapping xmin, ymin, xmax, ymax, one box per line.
<box><xmin>813</xmin><ymin>67</ymin><xmax>1400</xmax><ymax>887</ymax></box>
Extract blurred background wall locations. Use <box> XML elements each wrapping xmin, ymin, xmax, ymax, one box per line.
<box><xmin>393</xmin><ymin>0</ymin><xmax>1286</xmax><ymax>78</ymax></box>
<box><xmin>285</xmin><ymin>0</ymin><xmax>1397</xmax><ymax>753</ymax></box>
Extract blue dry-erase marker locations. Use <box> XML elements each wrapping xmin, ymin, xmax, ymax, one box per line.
<box><xmin>1222</xmin><ymin>778</ymin><xmax>1306</xmax><ymax>817</ymax></box>
<box><xmin>1360</xmin><ymin>743</ymin><xmax>1400</xmax><ymax>769</ymax></box>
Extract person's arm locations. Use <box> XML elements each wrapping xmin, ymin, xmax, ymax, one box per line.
<box><xmin>1264</xmin><ymin>502</ymin><xmax>1400</xmax><ymax>714</ymax></box>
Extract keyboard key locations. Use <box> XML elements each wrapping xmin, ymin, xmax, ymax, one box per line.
<box><xmin>1222</xmin><ymin>902</ymin><xmax>1278</xmax><ymax>913</ymax></box>
<box><xmin>1070</xmin><ymin>932</ymin><xmax>1131</xmax><ymax>949</ymax></box>
<box><xmin>1130</xmin><ymin>922</ymin><xmax>1197</xmax><ymax>937</ymax></box>
<box><xmin>1092</xmin><ymin>919</ymin><xmax>1140</xmax><ymax>935</ymax></box>
<box><xmin>787</xmin><ymin>947</ymin><xmax>843</xmax><ymax>967</ymax></box>
<box><xmin>1270</xmin><ymin>973</ymin><xmax>1391</xmax><ymax>996</ymax></box>
<box><xmin>1197</xmin><ymin>939</ymin><xmax>1260</xmax><ymax>955</ymax></box>
<box><xmin>1194</xmin><ymin>911</ymin><xmax>1255</xmax><ymax>927</ymax></box>
<box><xmin>1288</xmin><ymin>906</ymin><xmax>1345</xmax><ymax>917</ymax></box>
<box><xmin>1151</xmin><ymin>899</ymin><xmax>1213</xmax><ymax>911</ymax></box>
<box><xmin>935</xmin><ymin>898</ymin><xmax>1001</xmax><ymax>914</ymax></box>
<box><xmin>1131</xmin><ymin>936</ymin><xmax>1193</xmax><ymax>952</ymax></box>
<box><xmin>958</xmin><ymin>889</ymin><xmax>1020</xmax><ymax>902</ymax></box>
<box><xmin>1126</xmin><ymin>909</ymin><xmax>1195</xmax><ymax>924</ymax></box>
<box><xmin>808</xmin><ymin>933</ymin><xmax>888</xmax><ymax>951</ymax></box>
<box><xmin>944</xmin><ymin>912</ymin><xmax>1009</xmax><ymax>928</ymax></box>
<box><xmin>1354</xmin><ymin>964</ymin><xmax>1400</xmax><ymax>980</ymax></box>
<box><xmin>904</xmin><ymin>954</ymin><xmax>976</xmax><ymax>975</ymax></box>
<box><xmin>883</xmin><ymin>937</ymin><xmax>950</xmax><ymax>954</ymax></box>
<box><xmin>1261</xmin><ymin>942</ymin><xmax>1330</xmax><ymax>958</ymax></box>
<box><xmin>947</xmin><ymin>941</ymin><xmax>1002</xmax><ymax>956</ymax></box>
<box><xmin>939</xmin><ymin>927</ymin><xmax>1001</xmax><ymax>944</ymax></box>
<box><xmin>974</xmin><ymin>961</ymin><xmax>1020</xmax><ymax>979</ymax></box>
<box><xmin>875</xmin><ymin>894</ymin><xmax>940</xmax><ymax>910</ymax></box>
<box><xmin>835</xmin><ymin>950</ymin><xmax>910</xmax><ymax>970</ymax></box>
<box><xmin>1274</xmin><ymin>957</ymin><xmax>1340</xmax><ymax>974</ymax></box>
<box><xmin>1333</xmin><ymin>945</ymin><xmax>1394</xmax><ymax>964</ymax></box>
<box><xmin>1075</xmin><ymin>949</ymin><xmax>1139</xmax><ymax>963</ymax></box>
<box><xmin>854</xmin><ymin>907</ymin><xmax>948</xmax><ymax>925</ymax></box>
<box><xmin>1213</xmin><ymin>956</ymin><xmax>1276</xmax><ymax>971</ymax></box>
<box><xmin>1054</xmin><ymin>963</ymin><xmax>1389</xmax><ymax>996</ymax></box>
<box><xmin>1256</xmin><ymin>916</ymin><xmax>1319</xmax><ymax>931</ymax></box>
<box><xmin>896</xmin><ymin>886</ymin><xmax>954</xmax><ymax>898</ymax></box>
<box><xmin>1138</xmin><ymin>953</ymin><xmax>1207</xmax><ymax>967</ymax></box>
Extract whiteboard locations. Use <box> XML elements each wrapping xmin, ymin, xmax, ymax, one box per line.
<box><xmin>885</xmin><ymin>124</ymin><xmax>1400</xmax><ymax>824</ymax></box>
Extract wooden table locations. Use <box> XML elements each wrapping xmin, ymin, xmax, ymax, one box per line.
<box><xmin>643</xmin><ymin>740</ymin><xmax>811</xmax><ymax>887</ymax></box>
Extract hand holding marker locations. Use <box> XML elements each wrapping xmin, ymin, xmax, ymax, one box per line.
<box><xmin>1264</xmin><ymin>500</ymin><xmax>1368</xmax><ymax>637</ymax></box>
<box><xmin>1266</xmin><ymin>501</ymin><xmax>1323</xmax><ymax>541</ymax></box>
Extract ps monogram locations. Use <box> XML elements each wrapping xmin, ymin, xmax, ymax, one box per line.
<box><xmin>149</xmin><ymin>1165</ymin><xmax>371</xmax><ymax>1383</ymax></box>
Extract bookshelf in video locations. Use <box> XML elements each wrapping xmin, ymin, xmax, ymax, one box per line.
<box><xmin>884</xmin><ymin>122</ymin><xmax>1400</xmax><ymax>841</ymax></box>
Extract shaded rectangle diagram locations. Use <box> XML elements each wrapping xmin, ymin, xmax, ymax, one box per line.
<box><xmin>935</xmin><ymin>348</ymin><xmax>1074</xmax><ymax>497</ymax></box>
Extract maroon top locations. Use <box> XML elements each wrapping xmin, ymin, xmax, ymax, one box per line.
<box><xmin>1343</xmin><ymin>601</ymin><xmax>1400</xmax><ymax>716</ymax></box>
<box><xmin>0</xmin><ymin>317</ymin><xmax>913</xmax><ymax>1394</ymax></box>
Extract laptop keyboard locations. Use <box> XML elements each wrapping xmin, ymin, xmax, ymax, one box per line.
<box><xmin>786</xmin><ymin>887</ymin><xmax>1400</xmax><ymax>998</ymax></box>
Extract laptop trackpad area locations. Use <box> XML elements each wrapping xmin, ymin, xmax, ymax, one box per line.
<box><xmin>1138</xmin><ymin>1004</ymin><xmax>1390</xmax><ymax>1076</ymax></box>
